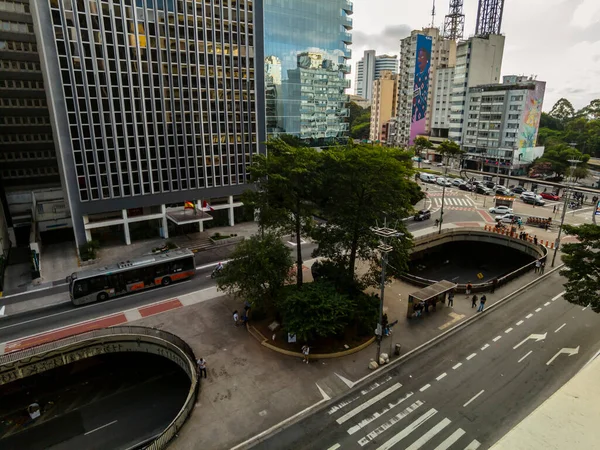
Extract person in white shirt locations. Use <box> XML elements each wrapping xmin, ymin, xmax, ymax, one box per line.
<box><xmin>302</xmin><ymin>345</ymin><xmax>310</xmax><ymax>364</ymax></box>
<box><xmin>233</xmin><ymin>310</ymin><xmax>239</xmax><ymax>326</ymax></box>
<box><xmin>197</xmin><ymin>358</ymin><xmax>207</xmax><ymax>378</ymax></box>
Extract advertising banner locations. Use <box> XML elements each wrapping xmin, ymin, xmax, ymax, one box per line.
<box><xmin>409</xmin><ymin>34</ymin><xmax>432</xmax><ymax>145</ymax></box>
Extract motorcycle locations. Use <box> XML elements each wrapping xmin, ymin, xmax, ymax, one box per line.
<box><xmin>211</xmin><ymin>266</ymin><xmax>224</xmax><ymax>279</ymax></box>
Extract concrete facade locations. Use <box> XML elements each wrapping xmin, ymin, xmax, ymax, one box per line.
<box><xmin>30</xmin><ymin>0</ymin><xmax>265</xmax><ymax>250</ymax></box>
<box><xmin>355</xmin><ymin>50</ymin><xmax>397</xmax><ymax>101</ymax></box>
<box><xmin>448</xmin><ymin>34</ymin><xmax>505</xmax><ymax>144</ymax></box>
<box><xmin>394</xmin><ymin>27</ymin><xmax>456</xmax><ymax>147</ymax></box>
<box><xmin>431</xmin><ymin>66</ymin><xmax>455</xmax><ymax>138</ymax></box>
<box><xmin>369</xmin><ymin>70</ymin><xmax>397</xmax><ymax>142</ymax></box>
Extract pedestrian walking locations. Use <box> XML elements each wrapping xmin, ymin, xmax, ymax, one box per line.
<box><xmin>301</xmin><ymin>345</ymin><xmax>310</xmax><ymax>364</ymax></box>
<box><xmin>553</xmin><ymin>205</ymin><xmax>556</xmax><ymax>213</ymax></box>
<box><xmin>447</xmin><ymin>290</ymin><xmax>454</xmax><ymax>307</ymax></box>
<box><xmin>466</xmin><ymin>282</ymin><xmax>473</xmax><ymax>297</ymax></box>
<box><xmin>535</xmin><ymin>260</ymin><xmax>541</xmax><ymax>274</ymax></box>
<box><xmin>540</xmin><ymin>261</ymin><xmax>545</xmax><ymax>274</ymax></box>
<box><xmin>471</xmin><ymin>294</ymin><xmax>478</xmax><ymax>308</ymax></box>
<box><xmin>197</xmin><ymin>358</ymin><xmax>207</xmax><ymax>378</ymax></box>
<box><xmin>233</xmin><ymin>310</ymin><xmax>239</xmax><ymax>326</ymax></box>
<box><xmin>533</xmin><ymin>235</ymin><xmax>538</xmax><ymax>245</ymax></box>
<box><xmin>491</xmin><ymin>278</ymin><xmax>498</xmax><ymax>293</ymax></box>
<box><xmin>478</xmin><ymin>295</ymin><xmax>487</xmax><ymax>312</ymax></box>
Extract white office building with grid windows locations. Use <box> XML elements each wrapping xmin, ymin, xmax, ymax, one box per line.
<box><xmin>31</xmin><ymin>0</ymin><xmax>265</xmax><ymax>249</ymax></box>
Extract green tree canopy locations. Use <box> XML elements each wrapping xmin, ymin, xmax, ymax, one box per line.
<box><xmin>535</xmin><ymin>143</ymin><xmax>589</xmax><ymax>177</ymax></box>
<box><xmin>560</xmin><ymin>224</ymin><xmax>600</xmax><ymax>313</ymax></box>
<box><xmin>350</xmin><ymin>121</ymin><xmax>370</xmax><ymax>140</ymax></box>
<box><xmin>243</xmin><ymin>139</ymin><xmax>320</xmax><ymax>287</ymax></box>
<box><xmin>549</xmin><ymin>98</ymin><xmax>575</xmax><ymax>121</ymax></box>
<box><xmin>412</xmin><ymin>136</ymin><xmax>434</xmax><ymax>168</ymax></box>
<box><xmin>437</xmin><ymin>139</ymin><xmax>464</xmax><ymax>163</ymax></box>
<box><xmin>313</xmin><ymin>145</ymin><xmax>421</xmax><ymax>280</ymax></box>
<box><xmin>216</xmin><ymin>233</ymin><xmax>294</xmax><ymax>312</ymax></box>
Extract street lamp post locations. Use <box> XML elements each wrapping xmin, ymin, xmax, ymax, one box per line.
<box><xmin>551</xmin><ymin>159</ymin><xmax>580</xmax><ymax>267</ymax></box>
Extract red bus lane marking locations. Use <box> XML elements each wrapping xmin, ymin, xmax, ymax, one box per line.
<box><xmin>5</xmin><ymin>313</ymin><xmax>128</xmax><ymax>353</ymax></box>
<box><xmin>478</xmin><ymin>210</ymin><xmax>495</xmax><ymax>223</ymax></box>
<box><xmin>139</xmin><ymin>298</ymin><xmax>182</xmax><ymax>318</ymax></box>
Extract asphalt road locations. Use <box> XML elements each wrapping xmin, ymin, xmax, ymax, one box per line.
<box><xmin>252</xmin><ymin>269</ymin><xmax>600</xmax><ymax>450</ymax></box>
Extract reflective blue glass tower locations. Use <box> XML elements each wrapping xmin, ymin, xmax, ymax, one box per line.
<box><xmin>263</xmin><ymin>0</ymin><xmax>353</xmax><ymax>142</ymax></box>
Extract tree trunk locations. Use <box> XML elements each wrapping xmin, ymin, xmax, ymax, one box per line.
<box><xmin>348</xmin><ymin>223</ymin><xmax>360</xmax><ymax>279</ymax></box>
<box><xmin>295</xmin><ymin>203</ymin><xmax>303</xmax><ymax>288</ymax></box>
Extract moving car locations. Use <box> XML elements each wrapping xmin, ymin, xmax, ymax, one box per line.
<box><xmin>436</xmin><ymin>177</ymin><xmax>452</xmax><ymax>187</ymax></box>
<box><xmin>476</xmin><ymin>185</ymin><xmax>492</xmax><ymax>195</ymax></box>
<box><xmin>496</xmin><ymin>188</ymin><xmax>511</xmax><ymax>196</ymax></box>
<box><xmin>495</xmin><ymin>213</ymin><xmax>522</xmax><ymax>224</ymax></box>
<box><xmin>522</xmin><ymin>195</ymin><xmax>546</xmax><ymax>206</ymax></box>
<box><xmin>452</xmin><ymin>179</ymin><xmax>466</xmax><ymax>187</ymax></box>
<box><xmin>489</xmin><ymin>205</ymin><xmax>513</xmax><ymax>214</ymax></box>
<box><xmin>458</xmin><ymin>183</ymin><xmax>473</xmax><ymax>192</ymax></box>
<box><xmin>540</xmin><ymin>192</ymin><xmax>560</xmax><ymax>201</ymax></box>
<box><xmin>484</xmin><ymin>181</ymin><xmax>496</xmax><ymax>189</ymax></box>
<box><xmin>520</xmin><ymin>191</ymin><xmax>536</xmax><ymax>200</ymax></box>
<box><xmin>436</xmin><ymin>162</ymin><xmax>444</xmax><ymax>167</ymax></box>
<box><xmin>419</xmin><ymin>173</ymin><xmax>437</xmax><ymax>183</ymax></box>
<box><xmin>413</xmin><ymin>209</ymin><xmax>431</xmax><ymax>221</ymax></box>
<box><xmin>511</xmin><ymin>186</ymin><xmax>526</xmax><ymax>194</ymax></box>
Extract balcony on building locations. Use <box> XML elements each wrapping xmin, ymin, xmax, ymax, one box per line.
<box><xmin>340</xmin><ymin>30</ymin><xmax>352</xmax><ymax>44</ymax></box>
<box><xmin>342</xmin><ymin>0</ymin><xmax>353</xmax><ymax>15</ymax></box>
<box><xmin>341</xmin><ymin>14</ymin><xmax>353</xmax><ymax>29</ymax></box>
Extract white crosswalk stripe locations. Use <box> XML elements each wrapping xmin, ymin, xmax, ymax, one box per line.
<box><xmin>374</xmin><ymin>408</ymin><xmax>438</xmax><ymax>450</ymax></box>
<box><xmin>432</xmin><ymin>196</ymin><xmax>475</xmax><ymax>208</ymax></box>
<box><xmin>464</xmin><ymin>439</ymin><xmax>482</xmax><ymax>450</ymax></box>
<box><xmin>405</xmin><ymin>418</ymin><xmax>451</xmax><ymax>449</ymax></box>
<box><xmin>336</xmin><ymin>383</ymin><xmax>402</xmax><ymax>424</ymax></box>
<box><xmin>347</xmin><ymin>391</ymin><xmax>414</xmax><ymax>435</ymax></box>
<box><xmin>434</xmin><ymin>428</ymin><xmax>467</xmax><ymax>450</ymax></box>
<box><xmin>358</xmin><ymin>401</ymin><xmax>424</xmax><ymax>446</ymax></box>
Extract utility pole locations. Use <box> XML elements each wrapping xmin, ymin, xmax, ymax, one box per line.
<box><xmin>371</xmin><ymin>219</ymin><xmax>404</xmax><ymax>364</ymax></box>
<box><xmin>552</xmin><ymin>159</ymin><xmax>580</xmax><ymax>267</ymax></box>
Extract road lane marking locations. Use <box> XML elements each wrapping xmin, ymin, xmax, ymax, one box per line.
<box><xmin>84</xmin><ymin>420</ymin><xmax>118</xmax><ymax>435</ymax></box>
<box><xmin>526</xmin><ymin>313</ymin><xmax>534</xmax><ymax>319</ymax></box>
<box><xmin>357</xmin><ymin>401</ymin><xmax>424</xmax><ymax>446</ymax></box>
<box><xmin>518</xmin><ymin>351</ymin><xmax>533</xmax><ymax>363</ymax></box>
<box><xmin>492</xmin><ymin>336</ymin><xmax>502</xmax><ymax>342</ymax></box>
<box><xmin>516</xmin><ymin>320</ymin><xmax>524</xmax><ymax>326</ymax></box>
<box><xmin>452</xmin><ymin>363</ymin><xmax>462</xmax><ymax>370</ymax></box>
<box><xmin>436</xmin><ymin>373</ymin><xmax>447</xmax><ymax>381</ymax></box>
<box><xmin>347</xmin><ymin>392</ymin><xmax>414</xmax><ymax>435</ymax></box>
<box><xmin>336</xmin><ymin>383</ymin><xmax>402</xmax><ymax>424</ymax></box>
<box><xmin>552</xmin><ymin>292</ymin><xmax>565</xmax><ymax>301</ymax></box>
<box><xmin>420</xmin><ymin>384</ymin><xmax>431</xmax><ymax>392</ymax></box>
<box><xmin>464</xmin><ymin>439</ymin><xmax>482</xmax><ymax>450</ymax></box>
<box><xmin>466</xmin><ymin>353</ymin><xmax>477</xmax><ymax>360</ymax></box>
<box><xmin>327</xmin><ymin>445</ymin><xmax>340</xmax><ymax>450</ymax></box>
<box><xmin>481</xmin><ymin>344</ymin><xmax>490</xmax><ymax>351</ymax></box>
<box><xmin>405</xmin><ymin>417</ymin><xmax>451</xmax><ymax>450</ymax></box>
<box><xmin>329</xmin><ymin>376</ymin><xmax>393</xmax><ymax>414</ymax></box>
<box><xmin>535</xmin><ymin>307</ymin><xmax>542</xmax><ymax>312</ymax></box>
<box><xmin>372</xmin><ymin>408</ymin><xmax>437</xmax><ymax>450</ymax></box>
<box><xmin>463</xmin><ymin>390</ymin><xmax>485</xmax><ymax>408</ymax></box>
<box><xmin>544</xmin><ymin>301</ymin><xmax>551</xmax><ymax>306</ymax></box>
<box><xmin>555</xmin><ymin>323</ymin><xmax>566</xmax><ymax>333</ymax></box>
<box><xmin>433</xmin><ymin>428</ymin><xmax>466</xmax><ymax>450</ymax></box>
<box><xmin>505</xmin><ymin>328</ymin><xmax>513</xmax><ymax>333</ymax></box>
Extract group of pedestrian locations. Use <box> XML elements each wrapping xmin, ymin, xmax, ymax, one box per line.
<box><xmin>232</xmin><ymin>303</ymin><xmax>252</xmax><ymax>327</ymax></box>
<box><xmin>518</xmin><ymin>231</ymin><xmax>529</xmax><ymax>241</ymax></box>
<box><xmin>534</xmin><ymin>259</ymin><xmax>546</xmax><ymax>274</ymax></box>
<box><xmin>471</xmin><ymin>294</ymin><xmax>487</xmax><ymax>312</ymax></box>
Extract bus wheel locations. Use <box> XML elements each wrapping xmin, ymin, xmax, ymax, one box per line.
<box><xmin>98</xmin><ymin>292</ymin><xmax>108</xmax><ymax>302</ymax></box>
<box><xmin>161</xmin><ymin>277</ymin><xmax>171</xmax><ymax>286</ymax></box>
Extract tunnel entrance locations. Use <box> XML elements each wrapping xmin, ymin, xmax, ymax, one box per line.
<box><xmin>0</xmin><ymin>352</ymin><xmax>191</xmax><ymax>450</ymax></box>
<box><xmin>409</xmin><ymin>240</ymin><xmax>536</xmax><ymax>284</ymax></box>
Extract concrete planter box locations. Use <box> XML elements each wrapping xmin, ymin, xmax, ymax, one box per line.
<box><xmin>209</xmin><ymin>235</ymin><xmax>244</xmax><ymax>246</ymax></box>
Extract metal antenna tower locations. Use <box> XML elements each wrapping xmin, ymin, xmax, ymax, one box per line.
<box><xmin>475</xmin><ymin>0</ymin><xmax>505</xmax><ymax>36</ymax></box>
<box><xmin>443</xmin><ymin>0</ymin><xmax>465</xmax><ymax>40</ymax></box>
<box><xmin>431</xmin><ymin>0</ymin><xmax>436</xmax><ymax>28</ymax></box>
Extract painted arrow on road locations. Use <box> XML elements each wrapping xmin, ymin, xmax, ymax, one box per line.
<box><xmin>546</xmin><ymin>346</ymin><xmax>580</xmax><ymax>366</ymax></box>
<box><xmin>513</xmin><ymin>333</ymin><xmax>547</xmax><ymax>349</ymax></box>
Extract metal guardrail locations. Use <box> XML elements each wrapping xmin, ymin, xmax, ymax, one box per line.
<box><xmin>0</xmin><ymin>326</ymin><xmax>199</xmax><ymax>450</ymax></box>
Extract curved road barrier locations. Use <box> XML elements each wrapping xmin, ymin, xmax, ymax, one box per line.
<box><xmin>0</xmin><ymin>326</ymin><xmax>198</xmax><ymax>450</ymax></box>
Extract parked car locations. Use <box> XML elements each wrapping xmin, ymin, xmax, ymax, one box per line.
<box><xmin>511</xmin><ymin>186</ymin><xmax>526</xmax><ymax>194</ymax></box>
<box><xmin>419</xmin><ymin>173</ymin><xmax>437</xmax><ymax>183</ymax></box>
<box><xmin>522</xmin><ymin>195</ymin><xmax>546</xmax><ymax>206</ymax></box>
<box><xmin>436</xmin><ymin>162</ymin><xmax>444</xmax><ymax>167</ymax></box>
<box><xmin>496</xmin><ymin>188</ymin><xmax>511</xmax><ymax>196</ymax></box>
<box><xmin>476</xmin><ymin>185</ymin><xmax>492</xmax><ymax>195</ymax></box>
<box><xmin>484</xmin><ymin>181</ymin><xmax>496</xmax><ymax>189</ymax></box>
<box><xmin>459</xmin><ymin>183</ymin><xmax>473</xmax><ymax>192</ymax></box>
<box><xmin>520</xmin><ymin>191</ymin><xmax>536</xmax><ymax>200</ymax></box>
<box><xmin>452</xmin><ymin>179</ymin><xmax>466</xmax><ymax>187</ymax></box>
<box><xmin>495</xmin><ymin>213</ymin><xmax>522</xmax><ymax>224</ymax></box>
<box><xmin>540</xmin><ymin>192</ymin><xmax>560</xmax><ymax>201</ymax></box>
<box><xmin>413</xmin><ymin>209</ymin><xmax>431</xmax><ymax>221</ymax></box>
<box><xmin>489</xmin><ymin>205</ymin><xmax>513</xmax><ymax>214</ymax></box>
<box><xmin>436</xmin><ymin>177</ymin><xmax>452</xmax><ymax>187</ymax></box>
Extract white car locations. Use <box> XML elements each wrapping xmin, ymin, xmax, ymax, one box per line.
<box><xmin>436</xmin><ymin>162</ymin><xmax>444</xmax><ymax>167</ymax></box>
<box><xmin>495</xmin><ymin>213</ymin><xmax>522</xmax><ymax>224</ymax></box>
<box><xmin>452</xmin><ymin>179</ymin><xmax>465</xmax><ymax>187</ymax></box>
<box><xmin>489</xmin><ymin>205</ymin><xmax>513</xmax><ymax>214</ymax></box>
<box><xmin>520</xmin><ymin>191</ymin><xmax>535</xmax><ymax>199</ymax></box>
<box><xmin>436</xmin><ymin>177</ymin><xmax>452</xmax><ymax>187</ymax></box>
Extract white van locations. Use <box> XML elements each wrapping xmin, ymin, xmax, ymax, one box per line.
<box><xmin>419</xmin><ymin>173</ymin><xmax>437</xmax><ymax>183</ymax></box>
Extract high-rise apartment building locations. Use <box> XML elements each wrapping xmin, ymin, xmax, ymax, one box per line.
<box><xmin>32</xmin><ymin>0</ymin><xmax>264</xmax><ymax>248</ymax></box>
<box><xmin>369</xmin><ymin>70</ymin><xmax>397</xmax><ymax>142</ymax></box>
<box><xmin>354</xmin><ymin>50</ymin><xmax>397</xmax><ymax>101</ymax></box>
<box><xmin>431</xmin><ymin>66</ymin><xmax>454</xmax><ymax>138</ymax></box>
<box><xmin>448</xmin><ymin>34</ymin><xmax>505</xmax><ymax>144</ymax></box>
<box><xmin>0</xmin><ymin>0</ymin><xmax>63</xmax><ymax>246</ymax></box>
<box><xmin>263</xmin><ymin>0</ymin><xmax>352</xmax><ymax>142</ymax></box>
<box><xmin>394</xmin><ymin>27</ymin><xmax>456</xmax><ymax>147</ymax></box>
<box><xmin>462</xmin><ymin>75</ymin><xmax>546</xmax><ymax>176</ymax></box>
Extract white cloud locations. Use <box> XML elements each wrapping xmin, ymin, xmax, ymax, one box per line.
<box><xmin>571</xmin><ymin>0</ymin><xmax>600</xmax><ymax>28</ymax></box>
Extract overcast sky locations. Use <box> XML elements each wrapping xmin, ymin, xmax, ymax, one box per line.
<box><xmin>350</xmin><ymin>0</ymin><xmax>600</xmax><ymax>111</ymax></box>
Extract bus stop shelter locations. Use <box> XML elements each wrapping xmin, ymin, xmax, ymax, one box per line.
<box><xmin>406</xmin><ymin>280</ymin><xmax>458</xmax><ymax>318</ymax></box>
<box><xmin>494</xmin><ymin>196</ymin><xmax>515</xmax><ymax>209</ymax></box>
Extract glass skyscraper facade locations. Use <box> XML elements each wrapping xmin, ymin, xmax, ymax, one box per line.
<box><xmin>263</xmin><ymin>0</ymin><xmax>352</xmax><ymax>142</ymax></box>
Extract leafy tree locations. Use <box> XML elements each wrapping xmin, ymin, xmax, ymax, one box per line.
<box><xmin>560</xmin><ymin>224</ymin><xmax>600</xmax><ymax>313</ymax></box>
<box><xmin>549</xmin><ymin>98</ymin><xmax>575</xmax><ymax>121</ymax></box>
<box><xmin>412</xmin><ymin>136</ymin><xmax>433</xmax><ymax>168</ymax></box>
<box><xmin>350</xmin><ymin>121</ymin><xmax>370</xmax><ymax>140</ymax></box>
<box><xmin>348</xmin><ymin>101</ymin><xmax>366</xmax><ymax>127</ymax></box>
<box><xmin>216</xmin><ymin>233</ymin><xmax>294</xmax><ymax>312</ymax></box>
<box><xmin>437</xmin><ymin>139</ymin><xmax>464</xmax><ymax>166</ymax></box>
<box><xmin>578</xmin><ymin>99</ymin><xmax>600</xmax><ymax>120</ymax></box>
<box><xmin>537</xmin><ymin>143</ymin><xmax>589</xmax><ymax>177</ymax></box>
<box><xmin>539</xmin><ymin>112</ymin><xmax>564</xmax><ymax>131</ymax></box>
<box><xmin>313</xmin><ymin>145</ymin><xmax>421</xmax><ymax>280</ymax></box>
<box><xmin>279</xmin><ymin>281</ymin><xmax>357</xmax><ymax>342</ymax></box>
<box><xmin>243</xmin><ymin>139</ymin><xmax>320</xmax><ymax>287</ymax></box>
<box><xmin>567</xmin><ymin>165</ymin><xmax>590</xmax><ymax>181</ymax></box>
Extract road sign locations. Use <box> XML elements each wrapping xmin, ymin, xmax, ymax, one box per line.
<box><xmin>477</xmin><ymin>273</ymin><xmax>484</xmax><ymax>280</ymax></box>
<box><xmin>546</xmin><ymin>346</ymin><xmax>580</xmax><ymax>365</ymax></box>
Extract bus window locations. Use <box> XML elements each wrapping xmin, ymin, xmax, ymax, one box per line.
<box><xmin>155</xmin><ymin>262</ymin><xmax>169</xmax><ymax>276</ymax></box>
<box><xmin>72</xmin><ymin>279</ymin><xmax>90</xmax><ymax>299</ymax></box>
<box><xmin>89</xmin><ymin>275</ymin><xmax>108</xmax><ymax>291</ymax></box>
<box><xmin>172</xmin><ymin>257</ymin><xmax>194</xmax><ymax>273</ymax></box>
<box><xmin>124</xmin><ymin>268</ymin><xmax>143</xmax><ymax>285</ymax></box>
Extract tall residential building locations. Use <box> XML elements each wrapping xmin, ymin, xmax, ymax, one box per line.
<box><xmin>448</xmin><ymin>34</ymin><xmax>505</xmax><ymax>144</ymax></box>
<box><xmin>263</xmin><ymin>0</ymin><xmax>352</xmax><ymax>143</ymax></box>
<box><xmin>0</xmin><ymin>0</ymin><xmax>63</xmax><ymax>246</ymax></box>
<box><xmin>369</xmin><ymin>70</ymin><xmax>397</xmax><ymax>142</ymax></box>
<box><xmin>462</xmin><ymin>75</ymin><xmax>546</xmax><ymax>176</ymax></box>
<box><xmin>354</xmin><ymin>50</ymin><xmax>397</xmax><ymax>101</ymax></box>
<box><xmin>32</xmin><ymin>0</ymin><xmax>265</xmax><ymax>249</ymax></box>
<box><xmin>431</xmin><ymin>67</ymin><xmax>455</xmax><ymax>138</ymax></box>
<box><xmin>394</xmin><ymin>27</ymin><xmax>456</xmax><ymax>147</ymax></box>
